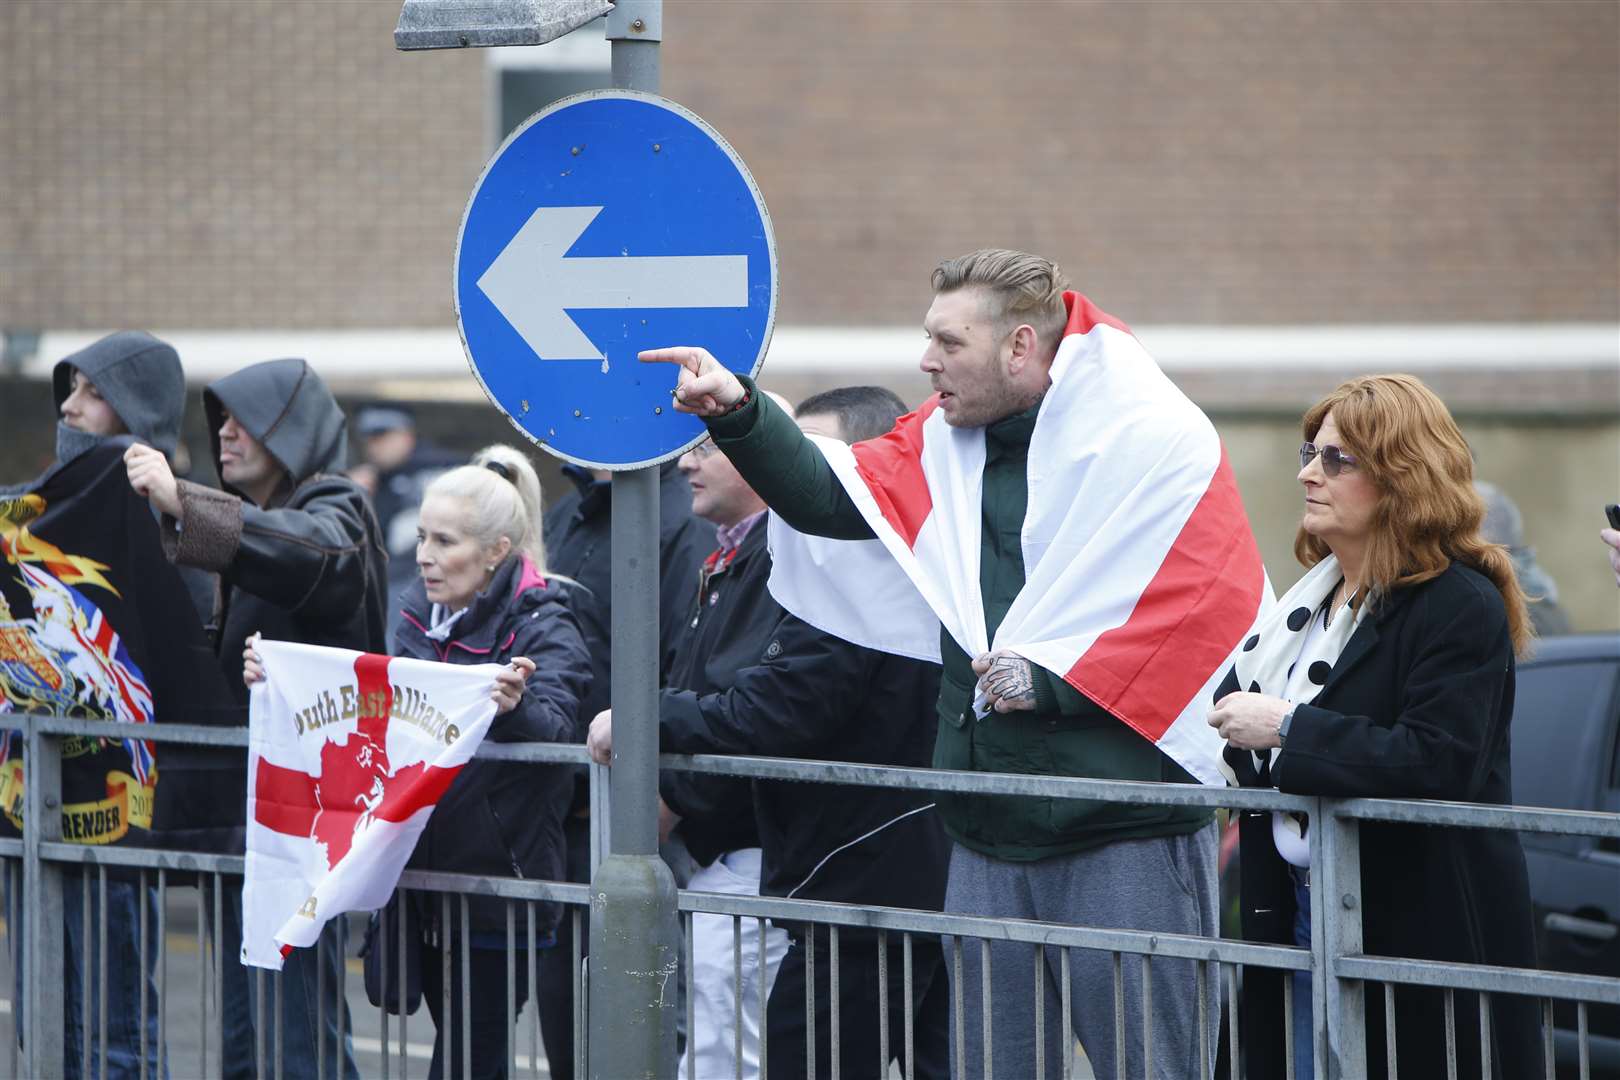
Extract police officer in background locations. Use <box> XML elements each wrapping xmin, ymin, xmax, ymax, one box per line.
<box><xmin>347</xmin><ymin>402</ymin><xmax>463</xmax><ymax>639</ymax></box>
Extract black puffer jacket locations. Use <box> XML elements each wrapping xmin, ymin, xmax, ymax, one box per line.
<box><xmin>658</xmin><ymin>518</ymin><xmax>778</xmax><ymax>867</ymax></box>
<box><xmin>659</xmin><ymin>608</ymin><xmax>948</xmax><ymax>928</ymax></box>
<box><xmin>542</xmin><ymin>461</ymin><xmax>710</xmax><ymax>733</ymax></box>
<box><xmin>162</xmin><ymin>359</ymin><xmax>389</xmax><ymax>847</ymax></box>
<box><xmin>542</xmin><ymin>462</ymin><xmax>710</xmax><ymax>819</ymax></box>
<box><xmin>394</xmin><ymin>556</ymin><xmax>590</xmax><ymax>937</ymax></box>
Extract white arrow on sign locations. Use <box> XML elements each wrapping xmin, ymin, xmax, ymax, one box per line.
<box><xmin>476</xmin><ymin>205</ymin><xmax>749</xmax><ymax>362</ymax></box>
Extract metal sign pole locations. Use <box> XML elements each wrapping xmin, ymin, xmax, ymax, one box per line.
<box><xmin>588</xmin><ymin>6</ymin><xmax>679</xmax><ymax>1078</ymax></box>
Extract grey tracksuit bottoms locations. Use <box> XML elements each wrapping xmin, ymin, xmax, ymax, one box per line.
<box><xmin>944</xmin><ymin>824</ymin><xmax>1220</xmax><ymax>1080</ymax></box>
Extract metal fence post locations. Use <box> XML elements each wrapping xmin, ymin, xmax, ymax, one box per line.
<box><xmin>23</xmin><ymin>717</ymin><xmax>66</xmax><ymax>1079</ymax></box>
<box><xmin>587</xmin><ymin>293</ymin><xmax>680</xmax><ymax>1080</ymax></box>
<box><xmin>588</xmin><ymin>761</ymin><xmax>610</xmax><ymax>877</ymax></box>
<box><xmin>1312</xmin><ymin>797</ymin><xmax>1367</xmax><ymax>1079</ymax></box>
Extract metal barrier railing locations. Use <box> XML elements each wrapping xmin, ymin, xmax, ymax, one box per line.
<box><xmin>1</xmin><ymin>711</ymin><xmax>1616</xmax><ymax>1078</ymax></box>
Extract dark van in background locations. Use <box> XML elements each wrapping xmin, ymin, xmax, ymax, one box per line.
<box><xmin>1512</xmin><ymin>633</ymin><xmax>1620</xmax><ymax>1078</ymax></box>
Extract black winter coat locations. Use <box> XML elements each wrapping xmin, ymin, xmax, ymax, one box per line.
<box><xmin>1224</xmin><ymin>562</ymin><xmax>1539</xmax><ymax>1079</ymax></box>
<box><xmin>394</xmin><ymin>556</ymin><xmax>590</xmax><ymax>937</ymax></box>
<box><xmin>542</xmin><ymin>462</ymin><xmax>710</xmax><ymax>733</ymax></box>
<box><xmin>658</xmin><ymin>518</ymin><xmax>778</xmax><ymax>866</ymax></box>
<box><xmin>163</xmin><ymin>360</ymin><xmax>389</xmax><ymax>850</ymax></box>
<box><xmin>659</xmin><ymin>607</ymin><xmax>948</xmax><ymax>927</ymax></box>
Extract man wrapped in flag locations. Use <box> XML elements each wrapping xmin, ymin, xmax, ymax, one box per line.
<box><xmin>642</xmin><ymin>249</ymin><xmax>1268</xmax><ymax>1080</ymax></box>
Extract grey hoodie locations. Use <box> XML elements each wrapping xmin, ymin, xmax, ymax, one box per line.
<box><xmin>202</xmin><ymin>356</ymin><xmax>349</xmax><ymax>497</ymax></box>
<box><xmin>159</xmin><ymin>358</ymin><xmax>389</xmax><ymax>853</ymax></box>
<box><xmin>53</xmin><ymin>331</ymin><xmax>185</xmax><ymax>457</ymax></box>
<box><xmin>166</xmin><ymin>357</ymin><xmax>387</xmax><ymax>705</ymax></box>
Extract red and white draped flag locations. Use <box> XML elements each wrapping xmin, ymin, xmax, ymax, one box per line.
<box><xmin>767</xmin><ymin>292</ymin><xmax>1271</xmax><ymax>785</ymax></box>
<box><xmin>243</xmin><ymin>640</ymin><xmax>500</xmax><ymax>969</ymax></box>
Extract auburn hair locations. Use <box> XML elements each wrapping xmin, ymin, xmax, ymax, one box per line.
<box><xmin>1293</xmin><ymin>374</ymin><xmax>1532</xmax><ymax>656</ymax></box>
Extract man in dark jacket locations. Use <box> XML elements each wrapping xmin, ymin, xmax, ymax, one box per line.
<box><xmin>642</xmin><ymin>251</ymin><xmax>1224</xmax><ymax>1079</ymax></box>
<box><xmin>126</xmin><ymin>357</ymin><xmax>386</xmax><ymax>1080</ymax></box>
<box><xmin>612</xmin><ymin>395</ymin><xmax>796</xmax><ymax>1080</ymax></box>
<box><xmin>534</xmin><ymin>458</ymin><xmax>708</xmax><ymax>1080</ymax></box>
<box><xmin>589</xmin><ymin>386</ymin><xmax>951</xmax><ymax>1079</ymax></box>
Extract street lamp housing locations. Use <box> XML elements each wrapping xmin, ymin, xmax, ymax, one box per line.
<box><xmin>394</xmin><ymin>0</ymin><xmax>613</xmax><ymax>50</ymax></box>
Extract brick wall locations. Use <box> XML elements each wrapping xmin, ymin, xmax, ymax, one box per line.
<box><xmin>2</xmin><ymin>0</ymin><xmax>1615</xmax><ymax>330</ymax></box>
<box><xmin>0</xmin><ymin>0</ymin><xmax>485</xmax><ymax>329</ymax></box>
<box><xmin>662</xmin><ymin>0</ymin><xmax>1619</xmax><ymax>325</ymax></box>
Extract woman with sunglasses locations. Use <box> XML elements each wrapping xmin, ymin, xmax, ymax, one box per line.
<box><xmin>1207</xmin><ymin>374</ymin><xmax>1540</xmax><ymax>1079</ymax></box>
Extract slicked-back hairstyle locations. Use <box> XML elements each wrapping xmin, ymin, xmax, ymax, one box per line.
<box><xmin>931</xmin><ymin>249</ymin><xmax>1072</xmax><ymax>347</ymax></box>
<box><xmin>795</xmin><ymin>385</ymin><xmax>909</xmax><ymax>444</ymax></box>
<box><xmin>1295</xmin><ymin>374</ymin><xmax>1533</xmax><ymax>656</ymax></box>
<box><xmin>424</xmin><ymin>444</ymin><xmax>550</xmax><ymax>570</ymax></box>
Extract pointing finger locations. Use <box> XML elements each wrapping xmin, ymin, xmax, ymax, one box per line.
<box><xmin>638</xmin><ymin>346</ymin><xmax>710</xmax><ymax>370</ymax></box>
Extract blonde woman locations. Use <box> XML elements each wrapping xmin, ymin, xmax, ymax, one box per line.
<box><xmin>248</xmin><ymin>444</ymin><xmax>590</xmax><ymax>1079</ymax></box>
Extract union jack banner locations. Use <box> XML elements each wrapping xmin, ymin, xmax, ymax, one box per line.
<box><xmin>14</xmin><ymin>558</ymin><xmax>156</xmax><ymax>786</ymax></box>
<box><xmin>1</xmin><ymin>443</ymin><xmax>236</xmax><ymax>848</ymax></box>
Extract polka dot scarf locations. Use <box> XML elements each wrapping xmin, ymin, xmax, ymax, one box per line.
<box><xmin>1217</xmin><ymin>554</ymin><xmax>1365</xmax><ymax>792</ymax></box>
<box><xmin>1218</xmin><ymin>555</ymin><xmax>1366</xmax><ymax>864</ymax></box>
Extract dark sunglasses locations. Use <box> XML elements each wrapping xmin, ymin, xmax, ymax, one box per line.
<box><xmin>1299</xmin><ymin>442</ymin><xmax>1359</xmax><ymax>477</ymax></box>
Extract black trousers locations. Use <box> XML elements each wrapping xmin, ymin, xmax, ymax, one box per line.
<box><xmin>421</xmin><ymin>940</ymin><xmax>531</xmax><ymax>1080</ymax></box>
<box><xmin>536</xmin><ymin>811</ymin><xmax>590</xmax><ymax>1080</ymax></box>
<box><xmin>766</xmin><ymin>924</ymin><xmax>950</xmax><ymax>1080</ymax></box>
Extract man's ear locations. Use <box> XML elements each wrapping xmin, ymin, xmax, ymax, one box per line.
<box><xmin>1004</xmin><ymin>323</ymin><xmax>1039</xmax><ymax>375</ymax></box>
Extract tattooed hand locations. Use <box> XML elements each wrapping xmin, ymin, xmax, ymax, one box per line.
<box><xmin>971</xmin><ymin>650</ymin><xmax>1037</xmax><ymax>713</ymax></box>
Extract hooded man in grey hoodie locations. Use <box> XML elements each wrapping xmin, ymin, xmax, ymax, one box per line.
<box><xmin>52</xmin><ymin>331</ymin><xmax>185</xmax><ymax>466</ymax></box>
<box><xmin>126</xmin><ymin>357</ymin><xmax>386</xmax><ymax>1080</ymax></box>
<box><xmin>9</xmin><ymin>331</ymin><xmax>195</xmax><ymax>1078</ymax></box>
<box><xmin>51</xmin><ymin>331</ymin><xmax>218</xmax><ymax>625</ymax></box>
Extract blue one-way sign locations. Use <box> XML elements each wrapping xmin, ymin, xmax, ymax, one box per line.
<box><xmin>455</xmin><ymin>90</ymin><xmax>777</xmax><ymax>469</ymax></box>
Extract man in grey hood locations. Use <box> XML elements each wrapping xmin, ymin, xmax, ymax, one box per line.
<box><xmin>51</xmin><ymin>331</ymin><xmax>218</xmax><ymax>625</ymax></box>
<box><xmin>126</xmin><ymin>357</ymin><xmax>386</xmax><ymax>1080</ymax></box>
<box><xmin>52</xmin><ymin>330</ymin><xmax>185</xmax><ymax>467</ymax></box>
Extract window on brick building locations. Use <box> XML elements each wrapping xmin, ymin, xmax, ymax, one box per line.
<box><xmin>487</xmin><ymin>19</ymin><xmax>613</xmax><ymax>151</ymax></box>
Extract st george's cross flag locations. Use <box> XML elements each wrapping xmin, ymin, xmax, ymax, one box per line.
<box><xmin>766</xmin><ymin>291</ymin><xmax>1271</xmax><ymax>785</ymax></box>
<box><xmin>242</xmin><ymin>640</ymin><xmax>501</xmax><ymax>969</ymax></box>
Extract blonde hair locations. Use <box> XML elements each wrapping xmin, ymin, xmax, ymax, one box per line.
<box><xmin>424</xmin><ymin>444</ymin><xmax>549</xmax><ymax>570</ymax></box>
<box><xmin>1294</xmin><ymin>374</ymin><xmax>1532</xmax><ymax>656</ymax></box>
<box><xmin>931</xmin><ymin>249</ymin><xmax>1071</xmax><ymax>346</ymax></box>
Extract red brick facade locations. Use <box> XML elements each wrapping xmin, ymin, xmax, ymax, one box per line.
<box><xmin>2</xmin><ymin>0</ymin><xmax>1614</xmax><ymax>329</ymax></box>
